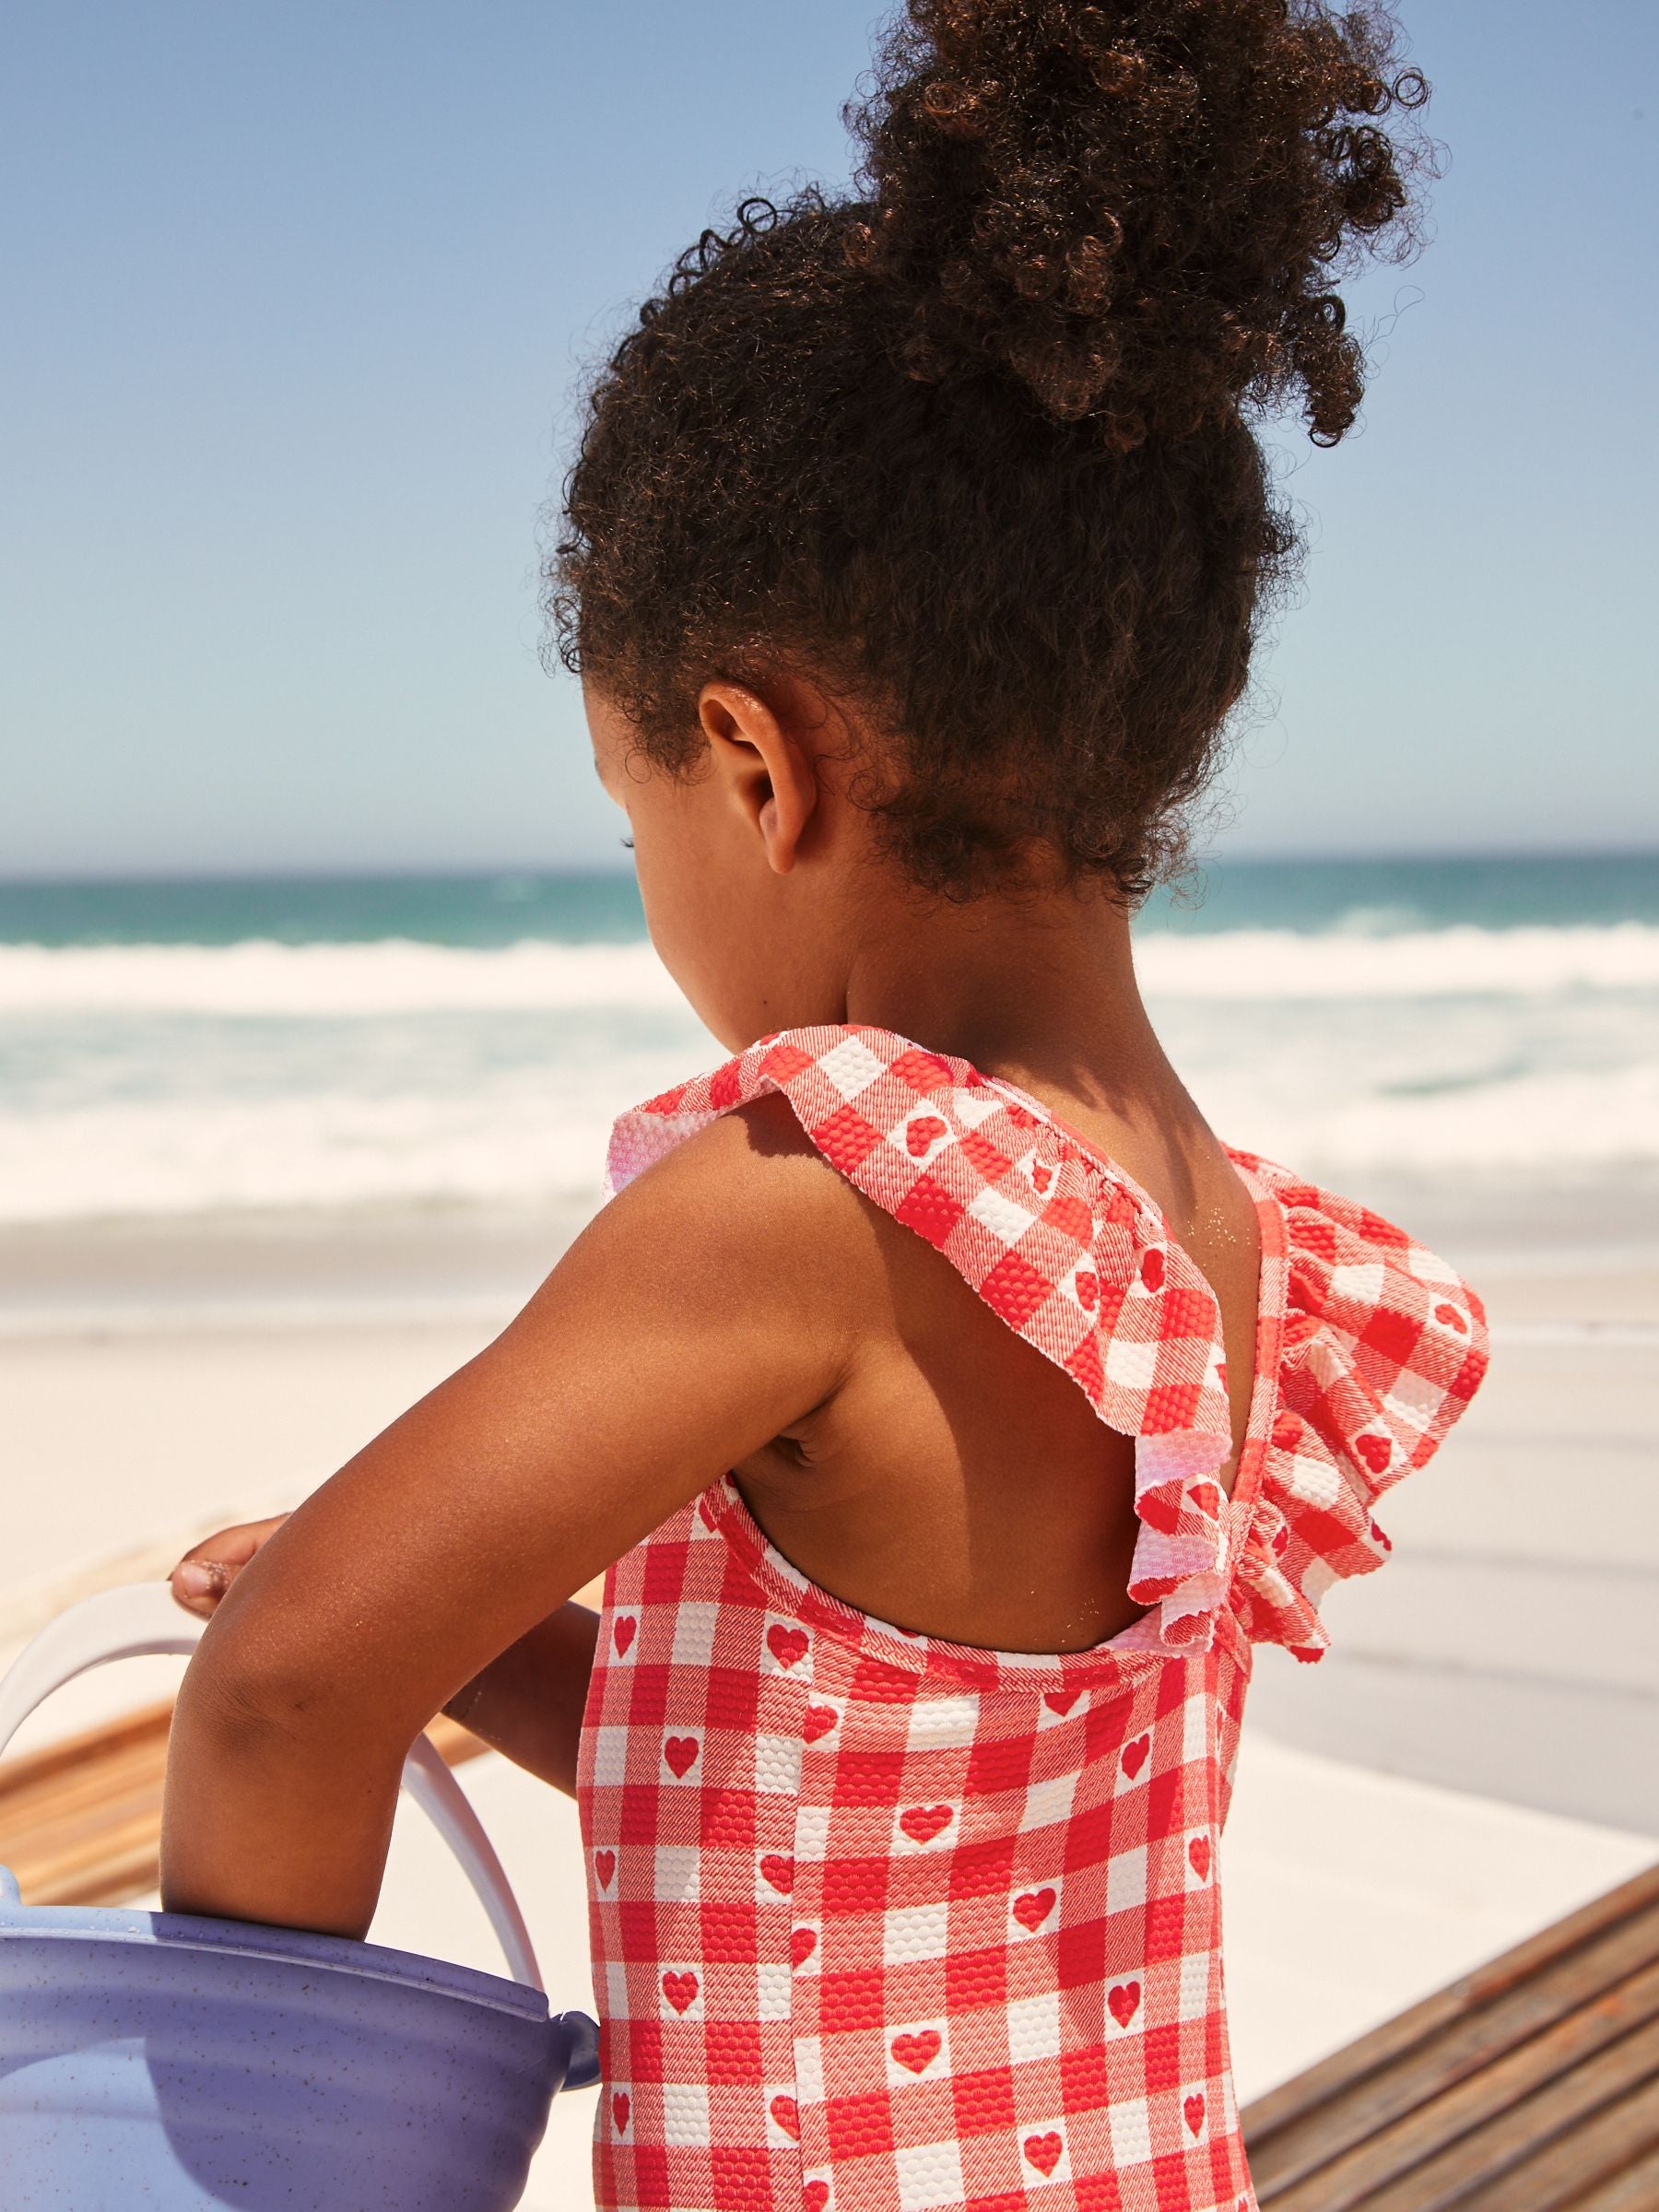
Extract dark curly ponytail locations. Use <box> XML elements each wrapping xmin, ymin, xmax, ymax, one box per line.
<box><xmin>551</xmin><ymin>2</ymin><xmax>1434</xmax><ymax>898</ymax></box>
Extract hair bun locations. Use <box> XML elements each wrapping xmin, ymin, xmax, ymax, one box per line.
<box><xmin>850</xmin><ymin>0</ymin><xmax>1433</xmax><ymax>445</ymax></box>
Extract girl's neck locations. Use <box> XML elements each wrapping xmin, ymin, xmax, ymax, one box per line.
<box><xmin>837</xmin><ymin>879</ymin><xmax>1190</xmax><ymax>1132</ymax></box>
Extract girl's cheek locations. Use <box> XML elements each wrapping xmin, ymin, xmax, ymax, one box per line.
<box><xmin>644</xmin><ymin>888</ymin><xmax>762</xmax><ymax>1048</ymax></box>
<box><xmin>628</xmin><ymin>796</ymin><xmax>776</xmax><ymax>1042</ymax></box>
<box><xmin>634</xmin><ymin>847</ymin><xmax>715</xmax><ymax>999</ymax></box>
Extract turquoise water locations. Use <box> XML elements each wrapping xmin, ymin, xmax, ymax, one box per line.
<box><xmin>3</xmin><ymin>851</ymin><xmax>1655</xmax><ymax>947</ymax></box>
<box><xmin>0</xmin><ymin>870</ymin><xmax>650</xmax><ymax>949</ymax></box>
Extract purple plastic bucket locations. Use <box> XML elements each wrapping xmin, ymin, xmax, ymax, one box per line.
<box><xmin>0</xmin><ymin>1587</ymin><xmax>599</xmax><ymax>2210</ymax></box>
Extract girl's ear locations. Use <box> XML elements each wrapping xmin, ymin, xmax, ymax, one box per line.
<box><xmin>698</xmin><ymin>680</ymin><xmax>818</xmax><ymax>875</ymax></box>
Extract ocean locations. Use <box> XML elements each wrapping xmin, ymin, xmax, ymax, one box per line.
<box><xmin>3</xmin><ymin>853</ymin><xmax>1656</xmax><ymax>1319</ymax></box>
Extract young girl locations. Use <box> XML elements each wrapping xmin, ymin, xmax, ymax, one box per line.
<box><xmin>162</xmin><ymin>6</ymin><xmax>1485</xmax><ymax>2208</ymax></box>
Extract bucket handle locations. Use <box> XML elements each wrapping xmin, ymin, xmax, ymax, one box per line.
<box><xmin>0</xmin><ymin>1583</ymin><xmax>547</xmax><ymax>1993</ymax></box>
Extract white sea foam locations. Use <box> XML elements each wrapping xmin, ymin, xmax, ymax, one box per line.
<box><xmin>0</xmin><ymin>1089</ymin><xmax>625</xmax><ymax>1220</ymax></box>
<box><xmin>0</xmin><ymin>936</ymin><xmax>684</xmax><ymax>1016</ymax></box>
<box><xmin>6</xmin><ymin>1053</ymin><xmax>1654</xmax><ymax>1224</ymax></box>
<box><xmin>3</xmin><ymin>923</ymin><xmax>1655</xmax><ymax>1224</ymax></box>
<box><xmin>1135</xmin><ymin>923</ymin><xmax>1659</xmax><ymax>999</ymax></box>
<box><xmin>0</xmin><ymin>1008</ymin><xmax>713</xmax><ymax>1223</ymax></box>
<box><xmin>3</xmin><ymin>922</ymin><xmax>1659</xmax><ymax>1016</ymax></box>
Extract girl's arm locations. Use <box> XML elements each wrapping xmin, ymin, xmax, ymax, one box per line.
<box><xmin>441</xmin><ymin>1601</ymin><xmax>601</xmax><ymax>1794</ymax></box>
<box><xmin>159</xmin><ymin>1100</ymin><xmax>859</xmax><ymax>1940</ymax></box>
<box><xmin>172</xmin><ymin>1523</ymin><xmax>601</xmax><ymax>1794</ymax></box>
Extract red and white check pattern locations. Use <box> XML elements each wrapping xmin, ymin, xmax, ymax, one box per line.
<box><xmin>1228</xmin><ymin>1156</ymin><xmax>1489</xmax><ymax>1662</ymax></box>
<box><xmin>582</xmin><ymin>1025</ymin><xmax>1488</xmax><ymax>2209</ymax></box>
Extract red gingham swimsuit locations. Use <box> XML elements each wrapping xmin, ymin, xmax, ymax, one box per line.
<box><xmin>579</xmin><ymin>1026</ymin><xmax>1488</xmax><ymax>2212</ymax></box>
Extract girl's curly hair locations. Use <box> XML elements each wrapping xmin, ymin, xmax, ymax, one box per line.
<box><xmin>550</xmin><ymin>1</ymin><xmax>1434</xmax><ymax>899</ymax></box>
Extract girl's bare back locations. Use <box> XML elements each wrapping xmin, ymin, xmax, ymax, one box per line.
<box><xmin>727</xmin><ymin>1080</ymin><xmax>1262</xmax><ymax>1655</ymax></box>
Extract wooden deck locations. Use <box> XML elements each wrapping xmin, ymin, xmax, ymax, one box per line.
<box><xmin>0</xmin><ymin>1697</ymin><xmax>485</xmax><ymax>1909</ymax></box>
<box><xmin>1241</xmin><ymin>1859</ymin><xmax>1659</xmax><ymax>2209</ymax></box>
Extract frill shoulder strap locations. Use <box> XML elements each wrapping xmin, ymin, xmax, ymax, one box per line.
<box><xmin>606</xmin><ymin>1023</ymin><xmax>1239</xmax><ymax>1652</ymax></box>
<box><xmin>1228</xmin><ymin>1154</ymin><xmax>1489</xmax><ymax>1662</ymax></box>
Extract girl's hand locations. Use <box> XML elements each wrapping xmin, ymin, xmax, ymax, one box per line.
<box><xmin>171</xmin><ymin>1516</ymin><xmax>289</xmax><ymax>1618</ymax></box>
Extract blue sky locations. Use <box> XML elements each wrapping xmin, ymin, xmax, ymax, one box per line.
<box><xmin>4</xmin><ymin>1</ymin><xmax>1654</xmax><ymax>878</ymax></box>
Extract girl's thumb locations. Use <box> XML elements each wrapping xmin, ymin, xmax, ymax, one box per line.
<box><xmin>172</xmin><ymin>1559</ymin><xmax>229</xmax><ymax>1606</ymax></box>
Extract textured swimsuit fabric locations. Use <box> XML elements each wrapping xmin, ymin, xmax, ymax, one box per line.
<box><xmin>578</xmin><ymin>1025</ymin><xmax>1489</xmax><ymax>2212</ymax></box>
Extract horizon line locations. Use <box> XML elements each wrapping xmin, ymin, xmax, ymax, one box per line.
<box><xmin>4</xmin><ymin>844</ymin><xmax>1658</xmax><ymax>892</ymax></box>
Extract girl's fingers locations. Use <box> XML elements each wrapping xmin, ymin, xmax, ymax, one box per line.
<box><xmin>170</xmin><ymin>1515</ymin><xmax>290</xmax><ymax>1615</ymax></box>
<box><xmin>171</xmin><ymin>1559</ymin><xmax>230</xmax><ymax>1612</ymax></box>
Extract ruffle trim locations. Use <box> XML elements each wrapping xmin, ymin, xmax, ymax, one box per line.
<box><xmin>606</xmin><ymin>1024</ymin><xmax>1239</xmax><ymax>1653</ymax></box>
<box><xmin>1226</xmin><ymin>1155</ymin><xmax>1489</xmax><ymax>1662</ymax></box>
<box><xmin>604</xmin><ymin>1028</ymin><xmax>1489</xmax><ymax>1665</ymax></box>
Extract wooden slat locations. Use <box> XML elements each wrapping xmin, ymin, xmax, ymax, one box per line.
<box><xmin>1452</xmin><ymin>2059</ymin><xmax>1659</xmax><ymax>2212</ymax></box>
<box><xmin>1247</xmin><ymin>1900</ymin><xmax>1659</xmax><ymax>2198</ymax></box>
<box><xmin>1565</xmin><ymin>2139</ymin><xmax>1659</xmax><ymax>2212</ymax></box>
<box><xmin>1243</xmin><ymin>1852</ymin><xmax>1659</xmax><ymax>2212</ymax></box>
<box><xmin>1265</xmin><ymin>1960</ymin><xmax>1659</xmax><ymax>2212</ymax></box>
<box><xmin>1356</xmin><ymin>2016</ymin><xmax>1659</xmax><ymax>2212</ymax></box>
<box><xmin>0</xmin><ymin>1700</ymin><xmax>171</xmax><ymax>1905</ymax></box>
<box><xmin>0</xmin><ymin>1698</ymin><xmax>178</xmax><ymax>1790</ymax></box>
<box><xmin>0</xmin><ymin>1698</ymin><xmax>486</xmax><ymax>1908</ymax></box>
<box><xmin>1243</xmin><ymin>1861</ymin><xmax>1659</xmax><ymax>2151</ymax></box>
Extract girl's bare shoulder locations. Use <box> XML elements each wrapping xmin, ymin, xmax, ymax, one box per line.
<box><xmin>591</xmin><ymin>1089</ymin><xmax>891</xmax><ymax>1322</ymax></box>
